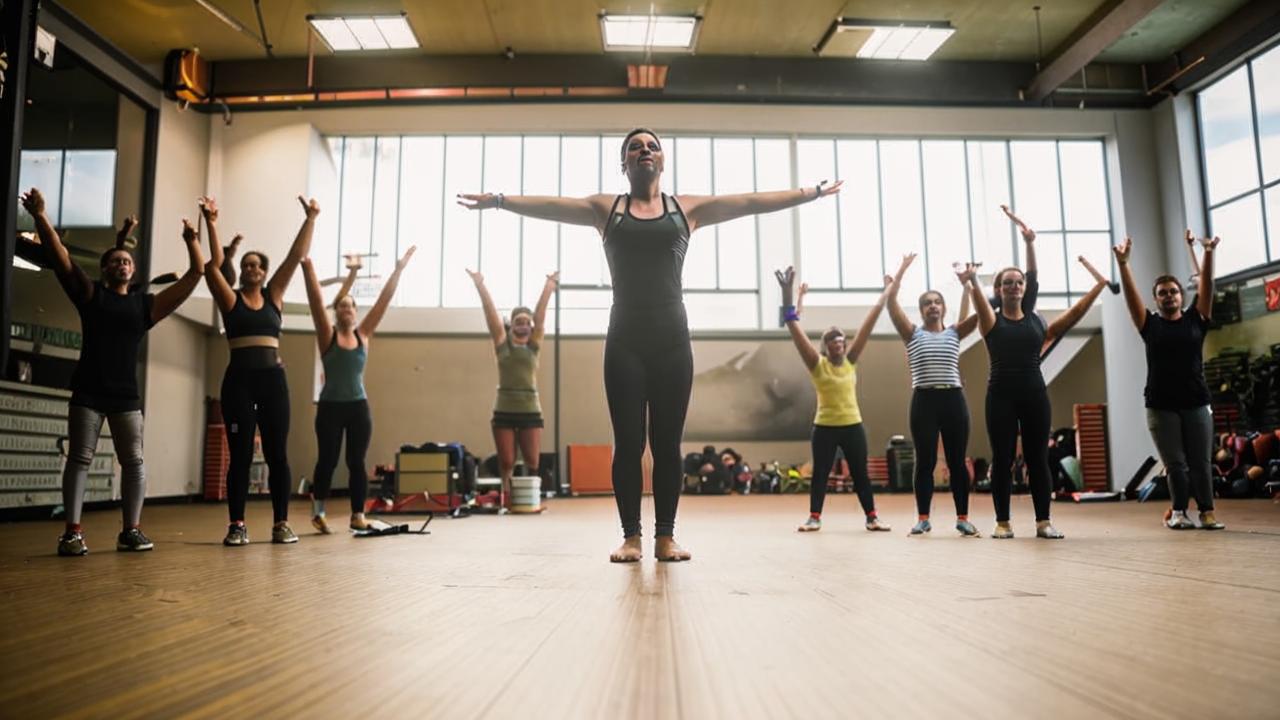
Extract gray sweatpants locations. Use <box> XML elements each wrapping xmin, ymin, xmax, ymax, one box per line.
<box><xmin>1145</xmin><ymin>405</ymin><xmax>1215</xmax><ymax>513</ymax></box>
<box><xmin>63</xmin><ymin>405</ymin><xmax>146</xmax><ymax>527</ymax></box>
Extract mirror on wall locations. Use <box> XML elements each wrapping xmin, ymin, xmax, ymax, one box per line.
<box><xmin>8</xmin><ymin>42</ymin><xmax>149</xmax><ymax>389</ymax></box>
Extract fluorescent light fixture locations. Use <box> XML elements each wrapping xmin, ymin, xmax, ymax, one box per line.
<box><xmin>600</xmin><ymin>13</ymin><xmax>701</xmax><ymax>52</ymax></box>
<box><xmin>815</xmin><ymin>18</ymin><xmax>955</xmax><ymax>61</ymax></box>
<box><xmin>307</xmin><ymin>13</ymin><xmax>419</xmax><ymax>52</ymax></box>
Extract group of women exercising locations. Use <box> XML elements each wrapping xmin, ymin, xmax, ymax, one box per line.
<box><xmin>22</xmin><ymin>126</ymin><xmax>1226</xmax><ymax>560</ymax></box>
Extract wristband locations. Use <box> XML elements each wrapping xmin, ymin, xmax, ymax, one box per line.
<box><xmin>783</xmin><ymin>306</ymin><xmax>800</xmax><ymax>323</ymax></box>
<box><xmin>496</xmin><ymin>192</ymin><xmax>505</xmax><ymax>209</ymax></box>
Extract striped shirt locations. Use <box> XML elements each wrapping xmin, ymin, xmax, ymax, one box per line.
<box><xmin>907</xmin><ymin>326</ymin><xmax>962</xmax><ymax>389</ymax></box>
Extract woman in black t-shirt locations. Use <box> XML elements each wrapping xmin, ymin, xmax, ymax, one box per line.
<box><xmin>961</xmin><ymin>208</ymin><xmax>1111</xmax><ymax>540</ymax></box>
<box><xmin>20</xmin><ymin>188</ymin><xmax>205</xmax><ymax>557</ymax></box>
<box><xmin>1114</xmin><ymin>232</ymin><xmax>1225</xmax><ymax>531</ymax></box>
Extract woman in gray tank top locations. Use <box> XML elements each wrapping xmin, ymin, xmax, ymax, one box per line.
<box><xmin>300</xmin><ymin>247</ymin><xmax>416</xmax><ymax>533</ymax></box>
<box><xmin>466</xmin><ymin>268</ymin><xmax>559</xmax><ymax>512</ymax></box>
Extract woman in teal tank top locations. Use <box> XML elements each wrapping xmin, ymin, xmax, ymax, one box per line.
<box><xmin>301</xmin><ymin>247</ymin><xmax>415</xmax><ymax>533</ymax></box>
<box><xmin>467</xmin><ymin>268</ymin><xmax>559</xmax><ymax>512</ymax></box>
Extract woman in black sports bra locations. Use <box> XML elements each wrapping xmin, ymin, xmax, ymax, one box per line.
<box><xmin>201</xmin><ymin>195</ymin><xmax>319</xmax><ymax>547</ymax></box>
<box><xmin>460</xmin><ymin>129</ymin><xmax>841</xmax><ymax>562</ymax></box>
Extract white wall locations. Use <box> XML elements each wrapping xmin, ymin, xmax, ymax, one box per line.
<box><xmin>141</xmin><ymin>102</ymin><xmax>213</xmax><ymax>497</ymax></box>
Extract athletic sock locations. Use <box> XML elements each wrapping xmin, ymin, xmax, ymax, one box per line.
<box><xmin>312</xmin><ymin>498</ymin><xmax>325</xmax><ymax>517</ymax></box>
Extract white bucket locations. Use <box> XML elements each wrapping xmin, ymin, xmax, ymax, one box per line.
<box><xmin>510</xmin><ymin>476</ymin><xmax>542</xmax><ymax>512</ymax></box>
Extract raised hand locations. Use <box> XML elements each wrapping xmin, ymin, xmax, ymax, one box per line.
<box><xmin>19</xmin><ymin>188</ymin><xmax>45</xmax><ymax>215</ymax></box>
<box><xmin>774</xmin><ymin>266</ymin><xmax>796</xmax><ymax>291</ymax></box>
<box><xmin>229</xmin><ymin>233</ymin><xmax>244</xmax><ymax>250</ymax></box>
<box><xmin>395</xmin><ymin>245</ymin><xmax>417</xmax><ymax>272</ymax></box>
<box><xmin>466</xmin><ymin>268</ymin><xmax>484</xmax><ymax>285</ymax></box>
<box><xmin>198</xmin><ymin>196</ymin><xmax>218</xmax><ymax>223</ymax></box>
<box><xmin>1200</xmin><ymin>235</ymin><xmax>1221</xmax><ymax>250</ymax></box>
<box><xmin>1078</xmin><ymin>255</ymin><xmax>1108</xmax><ymax>285</ymax></box>
<box><xmin>953</xmin><ymin>261</ymin><xmax>978</xmax><ymax>284</ymax></box>
<box><xmin>457</xmin><ymin>193</ymin><xmax>499</xmax><ymax>210</ymax></box>
<box><xmin>181</xmin><ymin>219</ymin><xmax>198</xmax><ymax>243</ymax></box>
<box><xmin>1112</xmin><ymin>237</ymin><xmax>1132</xmax><ymax>264</ymax></box>
<box><xmin>299</xmin><ymin>196</ymin><xmax>320</xmax><ymax>219</ymax></box>
<box><xmin>895</xmin><ymin>252</ymin><xmax>917</xmax><ymax>278</ymax></box>
<box><xmin>798</xmin><ymin>282</ymin><xmax>809</xmax><ymax>297</ymax></box>
<box><xmin>117</xmin><ymin>214</ymin><xmax>139</xmax><ymax>248</ymax></box>
<box><xmin>1000</xmin><ymin>204</ymin><xmax>1035</xmax><ymax>242</ymax></box>
<box><xmin>545</xmin><ymin>270</ymin><xmax>560</xmax><ymax>288</ymax></box>
<box><xmin>301</xmin><ymin>256</ymin><xmax>314</xmax><ymax>273</ymax></box>
<box><xmin>343</xmin><ymin>253</ymin><xmax>364</xmax><ymax>271</ymax></box>
<box><xmin>1185</xmin><ymin>228</ymin><xmax>1196</xmax><ymax>247</ymax></box>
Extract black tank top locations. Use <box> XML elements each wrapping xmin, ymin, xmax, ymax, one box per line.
<box><xmin>222</xmin><ymin>291</ymin><xmax>282</xmax><ymax>339</ymax></box>
<box><xmin>603</xmin><ymin>194</ymin><xmax>690</xmax><ymax>311</ymax></box>
<box><xmin>985</xmin><ymin>311</ymin><xmax>1046</xmax><ymax>388</ymax></box>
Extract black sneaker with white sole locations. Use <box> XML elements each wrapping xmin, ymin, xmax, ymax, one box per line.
<box><xmin>117</xmin><ymin>527</ymin><xmax>154</xmax><ymax>552</ymax></box>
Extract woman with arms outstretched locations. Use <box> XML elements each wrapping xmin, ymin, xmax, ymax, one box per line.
<box><xmin>460</xmin><ymin>128</ymin><xmax>842</xmax><ymax>562</ymax></box>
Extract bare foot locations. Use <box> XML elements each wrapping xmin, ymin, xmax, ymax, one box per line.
<box><xmin>655</xmin><ymin>537</ymin><xmax>692</xmax><ymax>562</ymax></box>
<box><xmin>610</xmin><ymin>536</ymin><xmax>642</xmax><ymax>563</ymax></box>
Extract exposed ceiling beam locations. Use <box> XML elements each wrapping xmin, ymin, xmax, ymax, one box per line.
<box><xmin>1024</xmin><ymin>0</ymin><xmax>1165</xmax><ymax>103</ymax></box>
<box><xmin>1142</xmin><ymin>0</ymin><xmax>1280</xmax><ymax>95</ymax></box>
<box><xmin>204</xmin><ymin>52</ymin><xmax>1162</xmax><ymax>110</ymax></box>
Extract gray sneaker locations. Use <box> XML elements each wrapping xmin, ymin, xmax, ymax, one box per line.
<box><xmin>909</xmin><ymin>519</ymin><xmax>932</xmax><ymax>535</ymax></box>
<box><xmin>57</xmin><ymin>532</ymin><xmax>88</xmax><ymax>556</ymax></box>
<box><xmin>1036</xmin><ymin>521</ymin><xmax>1065</xmax><ymax>539</ymax></box>
<box><xmin>223</xmin><ymin>524</ymin><xmax>250</xmax><ymax>547</ymax></box>
<box><xmin>797</xmin><ymin>516</ymin><xmax>822</xmax><ymax>532</ymax></box>
<box><xmin>272</xmin><ymin>522</ymin><xmax>299</xmax><ymax>544</ymax></box>
<box><xmin>865</xmin><ymin>516</ymin><xmax>891</xmax><ymax>532</ymax></box>
<box><xmin>992</xmin><ymin>522</ymin><xmax>1014</xmax><ymax>539</ymax></box>
<box><xmin>116</xmin><ymin>527</ymin><xmax>154</xmax><ymax>552</ymax></box>
<box><xmin>955</xmin><ymin>519</ymin><xmax>981</xmax><ymax>537</ymax></box>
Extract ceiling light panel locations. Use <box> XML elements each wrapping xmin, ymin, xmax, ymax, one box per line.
<box><xmin>601</xmin><ymin>14</ymin><xmax>700</xmax><ymax>52</ymax></box>
<box><xmin>308</xmin><ymin>14</ymin><xmax>419</xmax><ymax>52</ymax></box>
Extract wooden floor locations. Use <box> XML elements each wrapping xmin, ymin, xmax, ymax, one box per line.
<box><xmin>0</xmin><ymin>494</ymin><xmax>1277</xmax><ymax>719</ymax></box>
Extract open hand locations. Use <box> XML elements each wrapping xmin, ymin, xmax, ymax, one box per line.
<box><xmin>1112</xmin><ymin>237</ymin><xmax>1132</xmax><ymax>264</ymax></box>
<box><xmin>396</xmin><ymin>246</ymin><xmax>417</xmax><ymax>272</ymax></box>
<box><xmin>19</xmin><ymin>188</ymin><xmax>45</xmax><ymax>216</ymax></box>
<box><xmin>457</xmin><ymin>193</ymin><xmax>499</xmax><ymax>210</ymax></box>
<box><xmin>198</xmin><ymin>196</ymin><xmax>218</xmax><ymax>223</ymax></box>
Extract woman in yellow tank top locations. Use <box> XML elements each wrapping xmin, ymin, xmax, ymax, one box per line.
<box><xmin>777</xmin><ymin>259</ymin><xmax>907</xmax><ymax>533</ymax></box>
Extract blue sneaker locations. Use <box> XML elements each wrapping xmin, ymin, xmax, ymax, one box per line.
<box><xmin>909</xmin><ymin>519</ymin><xmax>932</xmax><ymax>535</ymax></box>
<box><xmin>955</xmin><ymin>519</ymin><xmax>980</xmax><ymax>537</ymax></box>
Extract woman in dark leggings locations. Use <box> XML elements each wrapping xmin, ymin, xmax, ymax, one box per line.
<box><xmin>963</xmin><ymin>209</ymin><xmax>1111</xmax><ymax>539</ymax></box>
<box><xmin>202</xmin><ymin>195</ymin><xmax>318</xmax><ymax>546</ymax></box>
<box><xmin>1114</xmin><ymin>232</ymin><xmax>1225</xmax><ymax>531</ymax></box>
<box><xmin>885</xmin><ymin>253</ymin><xmax>981</xmax><ymax>537</ymax></box>
<box><xmin>777</xmin><ymin>264</ymin><xmax>892</xmax><ymax>534</ymax></box>
<box><xmin>460</xmin><ymin>128</ymin><xmax>842</xmax><ymax>562</ymax></box>
<box><xmin>300</xmin><ymin>247</ymin><xmax>415</xmax><ymax>533</ymax></box>
<box><xmin>21</xmin><ymin>189</ymin><xmax>205</xmax><ymax>556</ymax></box>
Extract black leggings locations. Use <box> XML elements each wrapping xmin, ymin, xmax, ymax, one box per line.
<box><xmin>221</xmin><ymin>365</ymin><xmax>292</xmax><ymax>523</ymax></box>
<box><xmin>810</xmin><ymin>424</ymin><xmax>876</xmax><ymax>516</ymax></box>
<box><xmin>313</xmin><ymin>399</ymin><xmax>372</xmax><ymax>515</ymax></box>
<box><xmin>604</xmin><ymin>311</ymin><xmax>693</xmax><ymax>538</ymax></box>
<box><xmin>910</xmin><ymin>388</ymin><xmax>971</xmax><ymax>517</ymax></box>
<box><xmin>985</xmin><ymin>382</ymin><xmax>1052</xmax><ymax>522</ymax></box>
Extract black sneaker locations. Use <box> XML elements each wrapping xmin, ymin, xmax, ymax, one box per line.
<box><xmin>116</xmin><ymin>527</ymin><xmax>154</xmax><ymax>552</ymax></box>
<box><xmin>223</xmin><ymin>524</ymin><xmax>250</xmax><ymax>547</ymax></box>
<box><xmin>57</xmin><ymin>532</ymin><xmax>88</xmax><ymax>556</ymax></box>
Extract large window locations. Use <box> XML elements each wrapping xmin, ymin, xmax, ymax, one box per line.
<box><xmin>796</xmin><ymin>138</ymin><xmax>1112</xmax><ymax>309</ymax></box>
<box><xmin>324</xmin><ymin>133</ymin><xmax>1112</xmax><ymax>329</ymax></box>
<box><xmin>1197</xmin><ymin>42</ymin><xmax>1280</xmax><ymax>276</ymax></box>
